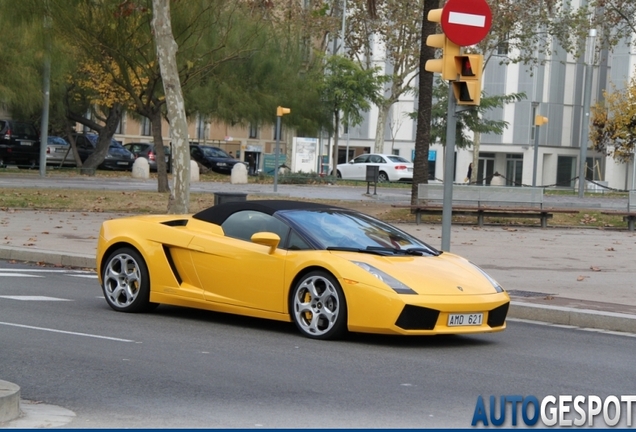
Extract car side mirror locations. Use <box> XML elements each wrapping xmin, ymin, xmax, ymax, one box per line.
<box><xmin>251</xmin><ymin>232</ymin><xmax>280</xmax><ymax>254</ymax></box>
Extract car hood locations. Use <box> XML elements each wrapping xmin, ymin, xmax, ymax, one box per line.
<box><xmin>331</xmin><ymin>251</ymin><xmax>501</xmax><ymax>296</ymax></box>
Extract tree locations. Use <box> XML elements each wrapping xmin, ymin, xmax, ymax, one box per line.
<box><xmin>423</xmin><ymin>79</ymin><xmax>524</xmax><ymax>146</ymax></box>
<box><xmin>590</xmin><ymin>73</ymin><xmax>636</xmax><ymax>163</ymax></box>
<box><xmin>346</xmin><ymin>0</ymin><xmax>423</xmax><ymax>154</ymax></box>
<box><xmin>152</xmin><ymin>0</ymin><xmax>190</xmax><ymax>213</ymax></box>
<box><xmin>318</xmin><ymin>55</ymin><xmax>383</xmax><ymax>171</ymax></box>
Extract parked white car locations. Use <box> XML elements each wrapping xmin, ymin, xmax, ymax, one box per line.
<box><xmin>335</xmin><ymin>153</ymin><xmax>413</xmax><ymax>182</ymax></box>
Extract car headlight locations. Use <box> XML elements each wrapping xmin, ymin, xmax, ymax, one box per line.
<box><xmin>351</xmin><ymin>261</ymin><xmax>417</xmax><ymax>295</ymax></box>
<box><xmin>105</xmin><ymin>153</ymin><xmax>114</xmax><ymax>159</ymax></box>
<box><xmin>471</xmin><ymin>263</ymin><xmax>504</xmax><ymax>293</ymax></box>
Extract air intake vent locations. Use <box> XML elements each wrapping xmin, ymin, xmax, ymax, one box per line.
<box><xmin>395</xmin><ymin>305</ymin><xmax>440</xmax><ymax>330</ymax></box>
<box><xmin>487</xmin><ymin>303</ymin><xmax>509</xmax><ymax>328</ymax></box>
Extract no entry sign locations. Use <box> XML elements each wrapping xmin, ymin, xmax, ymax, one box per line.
<box><xmin>441</xmin><ymin>0</ymin><xmax>492</xmax><ymax>47</ymax></box>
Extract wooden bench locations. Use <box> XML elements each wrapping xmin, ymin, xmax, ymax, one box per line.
<box><xmin>392</xmin><ymin>184</ymin><xmax>577</xmax><ymax>228</ymax></box>
<box><xmin>601</xmin><ymin>190</ymin><xmax>636</xmax><ymax>231</ymax></box>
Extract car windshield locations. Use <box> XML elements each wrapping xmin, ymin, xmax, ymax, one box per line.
<box><xmin>280</xmin><ymin>209</ymin><xmax>438</xmax><ymax>255</ymax></box>
<box><xmin>48</xmin><ymin>136</ymin><xmax>69</xmax><ymax>146</ymax></box>
<box><xmin>200</xmin><ymin>147</ymin><xmax>229</xmax><ymax>158</ymax></box>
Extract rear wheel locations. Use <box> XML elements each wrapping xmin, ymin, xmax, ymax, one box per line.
<box><xmin>290</xmin><ymin>271</ymin><xmax>347</xmax><ymax>340</ymax></box>
<box><xmin>378</xmin><ymin>171</ymin><xmax>389</xmax><ymax>182</ymax></box>
<box><xmin>102</xmin><ymin>247</ymin><xmax>157</xmax><ymax>312</ymax></box>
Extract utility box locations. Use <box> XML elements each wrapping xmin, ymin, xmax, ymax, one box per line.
<box><xmin>365</xmin><ymin>165</ymin><xmax>379</xmax><ymax>195</ymax></box>
<box><xmin>366</xmin><ymin>165</ymin><xmax>379</xmax><ymax>182</ymax></box>
<box><xmin>214</xmin><ymin>192</ymin><xmax>247</xmax><ymax>206</ymax></box>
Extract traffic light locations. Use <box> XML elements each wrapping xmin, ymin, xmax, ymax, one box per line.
<box><xmin>424</xmin><ymin>8</ymin><xmax>460</xmax><ymax>81</ymax></box>
<box><xmin>451</xmin><ymin>54</ymin><xmax>483</xmax><ymax>106</ymax></box>
<box><xmin>535</xmin><ymin>115</ymin><xmax>548</xmax><ymax>126</ymax></box>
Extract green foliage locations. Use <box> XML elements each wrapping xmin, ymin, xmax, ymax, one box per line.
<box><xmin>412</xmin><ymin>77</ymin><xmax>525</xmax><ymax>148</ymax></box>
<box><xmin>319</xmin><ymin>55</ymin><xmax>384</xmax><ymax>130</ymax></box>
<box><xmin>590</xmin><ymin>72</ymin><xmax>636</xmax><ymax>163</ymax></box>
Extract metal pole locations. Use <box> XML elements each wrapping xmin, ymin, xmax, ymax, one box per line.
<box><xmin>340</xmin><ymin>0</ymin><xmax>347</xmax><ymax>55</ymax></box>
<box><xmin>578</xmin><ymin>29</ymin><xmax>597</xmax><ymax>197</ymax></box>
<box><xmin>441</xmin><ymin>84</ymin><xmax>457</xmax><ymax>252</ymax></box>
<box><xmin>39</xmin><ymin>12</ymin><xmax>51</xmax><ymax>177</ymax></box>
<box><xmin>274</xmin><ymin>115</ymin><xmax>281</xmax><ymax>192</ymax></box>
<box><xmin>532</xmin><ymin>125</ymin><xmax>539</xmax><ymax>187</ymax></box>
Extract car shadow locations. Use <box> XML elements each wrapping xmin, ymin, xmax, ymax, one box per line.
<box><xmin>149</xmin><ymin>305</ymin><xmax>499</xmax><ymax>348</ymax></box>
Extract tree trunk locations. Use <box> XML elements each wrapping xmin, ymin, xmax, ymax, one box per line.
<box><xmin>471</xmin><ymin>132</ymin><xmax>481</xmax><ymax>184</ymax></box>
<box><xmin>373</xmin><ymin>102</ymin><xmax>390</xmax><ymax>154</ymax></box>
<box><xmin>332</xmin><ymin>111</ymin><xmax>340</xmax><ymax>174</ymax></box>
<box><xmin>149</xmin><ymin>108</ymin><xmax>170</xmax><ymax>193</ymax></box>
<box><xmin>411</xmin><ymin>0</ymin><xmax>438</xmax><ymax>205</ymax></box>
<box><xmin>80</xmin><ymin>104</ymin><xmax>123</xmax><ymax>175</ymax></box>
<box><xmin>152</xmin><ymin>0</ymin><xmax>190</xmax><ymax>214</ymax></box>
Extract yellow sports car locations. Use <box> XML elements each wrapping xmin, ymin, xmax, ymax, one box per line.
<box><xmin>97</xmin><ymin>200</ymin><xmax>509</xmax><ymax>340</ymax></box>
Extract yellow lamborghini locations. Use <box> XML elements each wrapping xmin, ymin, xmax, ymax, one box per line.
<box><xmin>96</xmin><ymin>200</ymin><xmax>510</xmax><ymax>340</ymax></box>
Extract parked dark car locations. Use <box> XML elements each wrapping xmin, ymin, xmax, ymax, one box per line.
<box><xmin>72</xmin><ymin>134</ymin><xmax>134</xmax><ymax>170</ymax></box>
<box><xmin>0</xmin><ymin>119</ymin><xmax>41</xmax><ymax>169</ymax></box>
<box><xmin>189</xmin><ymin>144</ymin><xmax>245</xmax><ymax>174</ymax></box>
<box><xmin>123</xmin><ymin>142</ymin><xmax>171</xmax><ymax>172</ymax></box>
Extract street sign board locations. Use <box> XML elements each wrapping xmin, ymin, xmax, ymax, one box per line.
<box><xmin>441</xmin><ymin>0</ymin><xmax>492</xmax><ymax>47</ymax></box>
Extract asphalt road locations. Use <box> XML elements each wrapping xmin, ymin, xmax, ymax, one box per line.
<box><xmin>1</xmin><ymin>262</ymin><xmax>634</xmax><ymax>428</ymax></box>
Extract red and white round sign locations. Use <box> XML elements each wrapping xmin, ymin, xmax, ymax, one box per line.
<box><xmin>441</xmin><ymin>0</ymin><xmax>492</xmax><ymax>47</ymax></box>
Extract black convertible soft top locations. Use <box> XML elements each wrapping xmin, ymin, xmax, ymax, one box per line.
<box><xmin>192</xmin><ymin>199</ymin><xmax>344</xmax><ymax>226</ymax></box>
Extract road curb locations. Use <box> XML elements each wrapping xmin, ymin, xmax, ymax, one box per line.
<box><xmin>1</xmin><ymin>247</ymin><xmax>635</xmax><ymax>334</ymax></box>
<box><xmin>0</xmin><ymin>246</ymin><xmax>95</xmax><ymax>269</ymax></box>
<box><xmin>509</xmin><ymin>301</ymin><xmax>636</xmax><ymax>334</ymax></box>
<box><xmin>0</xmin><ymin>380</ymin><xmax>20</xmax><ymax>424</ymax></box>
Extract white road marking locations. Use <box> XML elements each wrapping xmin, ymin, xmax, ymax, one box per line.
<box><xmin>0</xmin><ymin>273</ymin><xmax>43</xmax><ymax>277</ymax></box>
<box><xmin>448</xmin><ymin>11</ymin><xmax>486</xmax><ymax>27</ymax></box>
<box><xmin>0</xmin><ymin>295</ymin><xmax>72</xmax><ymax>301</ymax></box>
<box><xmin>0</xmin><ymin>268</ymin><xmax>94</xmax><ymax>274</ymax></box>
<box><xmin>508</xmin><ymin>318</ymin><xmax>636</xmax><ymax>338</ymax></box>
<box><xmin>0</xmin><ymin>321</ymin><xmax>134</xmax><ymax>342</ymax></box>
<box><xmin>67</xmin><ymin>274</ymin><xmax>98</xmax><ymax>279</ymax></box>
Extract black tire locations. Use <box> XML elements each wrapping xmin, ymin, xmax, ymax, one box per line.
<box><xmin>102</xmin><ymin>247</ymin><xmax>157</xmax><ymax>312</ymax></box>
<box><xmin>290</xmin><ymin>270</ymin><xmax>347</xmax><ymax>340</ymax></box>
<box><xmin>378</xmin><ymin>171</ymin><xmax>389</xmax><ymax>183</ymax></box>
<box><xmin>336</xmin><ymin>170</ymin><xmax>342</xmax><ymax>179</ymax></box>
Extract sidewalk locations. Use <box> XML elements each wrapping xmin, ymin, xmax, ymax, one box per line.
<box><xmin>1</xmin><ymin>205</ymin><xmax>635</xmax><ymax>333</ymax></box>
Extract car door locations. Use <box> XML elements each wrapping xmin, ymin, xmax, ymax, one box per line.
<box><xmin>74</xmin><ymin>136</ymin><xmax>94</xmax><ymax>161</ymax></box>
<box><xmin>188</xmin><ymin>210</ymin><xmax>288</xmax><ymax>312</ymax></box>
<box><xmin>349</xmin><ymin>154</ymin><xmax>371</xmax><ymax>180</ymax></box>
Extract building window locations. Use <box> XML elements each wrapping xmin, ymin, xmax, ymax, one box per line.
<box><xmin>273</xmin><ymin>124</ymin><xmax>284</xmax><ymax>141</ymax></box>
<box><xmin>530</xmin><ymin>105</ymin><xmax>537</xmax><ymax>140</ymax></box>
<box><xmin>141</xmin><ymin>117</ymin><xmax>151</xmax><ymax>136</ymax></box>
<box><xmin>497</xmin><ymin>33</ymin><xmax>509</xmax><ymax>56</ymax></box>
<box><xmin>249</xmin><ymin>123</ymin><xmax>258</xmax><ymax>139</ymax></box>
<box><xmin>196</xmin><ymin>116</ymin><xmax>206</xmax><ymax>140</ymax></box>
<box><xmin>392</xmin><ymin>149</ymin><xmax>399</xmax><ymax>156</ymax></box>
<box><xmin>556</xmin><ymin>156</ymin><xmax>576</xmax><ymax>187</ymax></box>
<box><xmin>115</xmin><ymin>113</ymin><xmax>125</xmax><ymax>135</ymax></box>
<box><xmin>506</xmin><ymin>154</ymin><xmax>523</xmax><ymax>186</ymax></box>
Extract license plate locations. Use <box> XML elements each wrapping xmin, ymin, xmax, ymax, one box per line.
<box><xmin>18</xmin><ymin>141</ymin><xmax>33</xmax><ymax>146</ymax></box>
<box><xmin>56</xmin><ymin>148</ymin><xmax>66</xmax><ymax>153</ymax></box>
<box><xmin>448</xmin><ymin>313</ymin><xmax>483</xmax><ymax>326</ymax></box>
<box><xmin>165</xmin><ymin>157</ymin><xmax>169</xmax><ymax>162</ymax></box>
<box><xmin>117</xmin><ymin>161</ymin><xmax>129</xmax><ymax>165</ymax></box>
<box><xmin>408</xmin><ymin>168</ymin><xmax>413</xmax><ymax>172</ymax></box>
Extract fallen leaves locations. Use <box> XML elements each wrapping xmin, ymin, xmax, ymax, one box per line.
<box><xmin>577</xmin><ymin>276</ymin><xmax>588</xmax><ymax>281</ymax></box>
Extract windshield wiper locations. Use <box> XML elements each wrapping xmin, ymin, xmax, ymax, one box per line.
<box><xmin>366</xmin><ymin>246</ymin><xmax>440</xmax><ymax>256</ymax></box>
<box><xmin>326</xmin><ymin>247</ymin><xmax>388</xmax><ymax>256</ymax></box>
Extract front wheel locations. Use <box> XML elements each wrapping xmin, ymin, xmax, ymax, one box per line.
<box><xmin>290</xmin><ymin>271</ymin><xmax>347</xmax><ymax>340</ymax></box>
<box><xmin>102</xmin><ymin>247</ymin><xmax>157</xmax><ymax>312</ymax></box>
